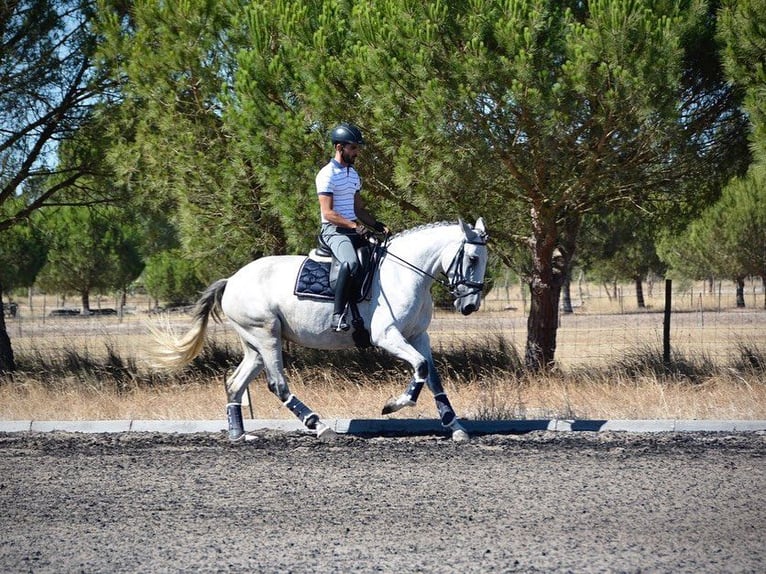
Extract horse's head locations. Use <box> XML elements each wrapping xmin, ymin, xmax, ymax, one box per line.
<box><xmin>445</xmin><ymin>218</ymin><xmax>489</xmax><ymax>315</ymax></box>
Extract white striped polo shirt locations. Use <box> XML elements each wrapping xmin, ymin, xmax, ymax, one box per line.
<box><xmin>316</xmin><ymin>159</ymin><xmax>361</xmax><ymax>223</ymax></box>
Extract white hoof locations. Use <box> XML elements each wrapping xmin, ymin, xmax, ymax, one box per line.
<box><xmin>229</xmin><ymin>432</ymin><xmax>258</xmax><ymax>443</ymax></box>
<box><xmin>316</xmin><ymin>424</ymin><xmax>338</xmax><ymax>443</ymax></box>
<box><xmin>382</xmin><ymin>394</ymin><xmax>417</xmax><ymax>415</ymax></box>
<box><xmin>447</xmin><ymin>420</ymin><xmax>470</xmax><ymax>442</ymax></box>
<box><xmin>451</xmin><ymin>428</ymin><xmax>470</xmax><ymax>442</ymax></box>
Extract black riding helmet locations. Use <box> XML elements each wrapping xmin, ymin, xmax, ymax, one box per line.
<box><xmin>330</xmin><ymin>123</ymin><xmax>365</xmax><ymax>146</ymax></box>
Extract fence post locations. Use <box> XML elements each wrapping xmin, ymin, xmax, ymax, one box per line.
<box><xmin>663</xmin><ymin>279</ymin><xmax>672</xmax><ymax>365</ymax></box>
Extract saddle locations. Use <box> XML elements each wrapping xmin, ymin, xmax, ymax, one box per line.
<box><xmin>293</xmin><ymin>237</ymin><xmax>377</xmax><ymax>302</ymax></box>
<box><xmin>294</xmin><ymin>236</ymin><xmax>382</xmax><ymax>348</ymax></box>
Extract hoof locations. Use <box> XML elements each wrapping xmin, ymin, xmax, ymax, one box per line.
<box><xmin>316</xmin><ymin>424</ymin><xmax>338</xmax><ymax>443</ymax></box>
<box><xmin>381</xmin><ymin>395</ymin><xmax>416</xmax><ymax>415</ymax></box>
<box><xmin>451</xmin><ymin>428</ymin><xmax>470</xmax><ymax>442</ymax></box>
<box><xmin>229</xmin><ymin>432</ymin><xmax>258</xmax><ymax>443</ymax></box>
<box><xmin>447</xmin><ymin>419</ymin><xmax>470</xmax><ymax>442</ymax></box>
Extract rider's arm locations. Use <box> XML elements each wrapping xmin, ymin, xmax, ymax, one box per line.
<box><xmin>354</xmin><ymin>195</ymin><xmax>389</xmax><ymax>234</ymax></box>
<box><xmin>319</xmin><ymin>194</ymin><xmax>359</xmax><ymax>231</ymax></box>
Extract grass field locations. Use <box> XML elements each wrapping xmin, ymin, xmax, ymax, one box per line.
<box><xmin>1</xmin><ymin>284</ymin><xmax>764</xmax><ymax>422</ymax></box>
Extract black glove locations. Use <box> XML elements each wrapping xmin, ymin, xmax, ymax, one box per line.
<box><xmin>373</xmin><ymin>221</ymin><xmax>388</xmax><ymax>233</ymax></box>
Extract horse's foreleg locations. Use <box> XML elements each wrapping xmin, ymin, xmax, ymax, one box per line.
<box><xmin>381</xmin><ymin>377</ymin><xmax>424</xmax><ymax>414</ymax></box>
<box><xmin>422</xmin><ymin>356</ymin><xmax>469</xmax><ymax>442</ymax></box>
<box><xmin>379</xmin><ymin>331</ymin><xmax>468</xmax><ymax>441</ymax></box>
<box><xmin>378</xmin><ymin>330</ymin><xmax>428</xmax><ymax>414</ymax></box>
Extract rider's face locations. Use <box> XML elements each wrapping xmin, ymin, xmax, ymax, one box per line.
<box><xmin>338</xmin><ymin>143</ymin><xmax>360</xmax><ymax>166</ymax></box>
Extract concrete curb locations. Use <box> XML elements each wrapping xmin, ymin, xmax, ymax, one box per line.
<box><xmin>1</xmin><ymin>419</ymin><xmax>765</xmax><ymax>435</ymax></box>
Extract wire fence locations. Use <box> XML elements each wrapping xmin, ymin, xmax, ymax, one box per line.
<box><xmin>468</xmin><ymin>277</ymin><xmax>765</xmax><ymax>368</ymax></box>
<box><xmin>4</xmin><ymin>277</ymin><xmax>765</xmax><ymax>370</ymax></box>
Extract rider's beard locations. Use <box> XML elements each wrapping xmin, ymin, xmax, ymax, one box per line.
<box><xmin>341</xmin><ymin>150</ymin><xmax>355</xmax><ymax>166</ymax></box>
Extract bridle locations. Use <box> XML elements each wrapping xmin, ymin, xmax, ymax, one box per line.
<box><xmin>443</xmin><ymin>238</ymin><xmax>487</xmax><ymax>299</ymax></box>
<box><xmin>381</xmin><ymin>234</ymin><xmax>488</xmax><ymax>300</ymax></box>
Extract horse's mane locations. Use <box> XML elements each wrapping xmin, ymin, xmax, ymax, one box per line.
<box><xmin>389</xmin><ymin>221</ymin><xmax>457</xmax><ymax>241</ymax></box>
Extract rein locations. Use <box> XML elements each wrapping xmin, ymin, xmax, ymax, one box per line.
<box><xmin>380</xmin><ymin>235</ymin><xmax>487</xmax><ymax>299</ymax></box>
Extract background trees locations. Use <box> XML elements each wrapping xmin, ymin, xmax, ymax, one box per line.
<box><xmin>96</xmin><ymin>0</ymin><xmax>284</xmax><ymax>280</ymax></box>
<box><xmin>0</xmin><ymin>0</ymin><xmax>113</xmax><ymax>231</ymax></box>
<box><xmin>142</xmin><ymin>250</ymin><xmax>205</xmax><ymax>308</ymax></box>
<box><xmin>1</xmin><ymin>0</ymin><xmax>113</xmax><ymax>370</ymax></box>
<box><xmin>655</xmin><ymin>0</ymin><xmax>766</xmax><ymax>309</ymax></box>
<box><xmin>35</xmin><ymin>205</ymin><xmax>143</xmax><ymax>314</ymax></box>
<box><xmin>1</xmin><ymin>0</ymin><xmax>759</xmax><ymax>373</ymax></box>
<box><xmin>659</xmin><ymin>167</ymin><xmax>766</xmax><ymax>309</ymax></box>
<box><xmin>230</xmin><ymin>0</ymin><xmax>747</xmax><ymax>368</ymax></box>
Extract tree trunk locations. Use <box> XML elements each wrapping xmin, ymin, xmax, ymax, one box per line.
<box><xmin>81</xmin><ymin>291</ymin><xmax>91</xmax><ymax>315</ymax></box>
<box><xmin>0</xmin><ymin>283</ymin><xmax>16</xmax><ymax>372</ymax></box>
<box><xmin>524</xmin><ymin>211</ymin><xmax>564</xmax><ymax>370</ymax></box>
<box><xmin>525</xmin><ymin>276</ymin><xmax>561</xmax><ymax>369</ymax></box>
<box><xmin>561</xmin><ymin>274</ymin><xmax>573</xmax><ymax>314</ymax></box>
<box><xmin>735</xmin><ymin>277</ymin><xmax>745</xmax><ymax>308</ymax></box>
<box><xmin>634</xmin><ymin>275</ymin><xmax>645</xmax><ymax>308</ymax></box>
<box><xmin>524</xmin><ymin>209</ymin><xmax>577</xmax><ymax>370</ymax></box>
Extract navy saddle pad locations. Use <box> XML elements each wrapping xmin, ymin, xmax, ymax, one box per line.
<box><xmin>294</xmin><ymin>258</ymin><xmax>333</xmax><ymax>300</ymax></box>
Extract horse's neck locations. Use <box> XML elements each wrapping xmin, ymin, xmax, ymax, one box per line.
<box><xmin>386</xmin><ymin>225</ymin><xmax>460</xmax><ymax>278</ymax></box>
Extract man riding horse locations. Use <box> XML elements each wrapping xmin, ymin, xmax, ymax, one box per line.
<box><xmin>316</xmin><ymin>123</ymin><xmax>389</xmax><ymax>332</ymax></box>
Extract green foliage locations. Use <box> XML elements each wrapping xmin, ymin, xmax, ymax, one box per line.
<box><xmin>0</xmin><ymin>0</ymin><xmax>109</xmax><ymax>232</ymax></box>
<box><xmin>35</xmin><ymin>206</ymin><xmax>144</xmax><ymax>309</ymax></box>
<box><xmin>658</xmin><ymin>165</ymin><xmax>766</xmax><ymax>290</ymax></box>
<box><xmin>0</xmin><ymin>210</ymin><xmax>48</xmax><ymax>293</ymax></box>
<box><xmin>719</xmin><ymin>0</ymin><xmax>766</xmax><ymax>160</ymax></box>
<box><xmin>579</xmin><ymin>210</ymin><xmax>666</xmax><ymax>283</ymax></box>
<box><xmin>96</xmin><ymin>0</ymin><xmax>284</xmax><ymax>278</ymax></box>
<box><xmin>142</xmin><ymin>250</ymin><xmax>205</xmax><ymax>307</ymax></box>
<box><xmin>713</xmin><ymin>166</ymin><xmax>766</xmax><ymax>282</ymax></box>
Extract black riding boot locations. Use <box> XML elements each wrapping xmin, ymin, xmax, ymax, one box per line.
<box><xmin>332</xmin><ymin>262</ymin><xmax>352</xmax><ymax>332</ymax></box>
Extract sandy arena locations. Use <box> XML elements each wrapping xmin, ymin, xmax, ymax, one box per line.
<box><xmin>1</xmin><ymin>430</ymin><xmax>764</xmax><ymax>573</ymax></box>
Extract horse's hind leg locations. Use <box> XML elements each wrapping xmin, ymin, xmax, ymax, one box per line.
<box><xmin>225</xmin><ymin>345</ymin><xmax>264</xmax><ymax>441</ymax></box>
<box><xmin>236</xmin><ymin>322</ymin><xmax>337</xmax><ymax>442</ymax></box>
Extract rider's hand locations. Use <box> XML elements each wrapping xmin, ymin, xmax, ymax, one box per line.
<box><xmin>373</xmin><ymin>221</ymin><xmax>390</xmax><ymax>236</ymax></box>
<box><xmin>354</xmin><ymin>223</ymin><xmax>369</xmax><ymax>237</ymax></box>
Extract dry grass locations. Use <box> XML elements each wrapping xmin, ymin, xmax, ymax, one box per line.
<box><xmin>2</xmin><ymin>285</ymin><xmax>764</xmax><ymax>421</ymax></box>
<box><xmin>3</xmin><ymin>375</ymin><xmax>764</xmax><ymax>422</ymax></box>
<box><xmin>1</xmin><ymin>322</ymin><xmax>764</xmax><ymax>421</ymax></box>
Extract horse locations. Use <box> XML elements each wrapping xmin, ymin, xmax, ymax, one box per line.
<box><xmin>153</xmin><ymin>218</ymin><xmax>488</xmax><ymax>442</ymax></box>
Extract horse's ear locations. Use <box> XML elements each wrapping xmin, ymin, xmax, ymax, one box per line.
<box><xmin>474</xmin><ymin>217</ymin><xmax>486</xmax><ymax>235</ymax></box>
<box><xmin>458</xmin><ymin>218</ymin><xmax>470</xmax><ymax>236</ymax></box>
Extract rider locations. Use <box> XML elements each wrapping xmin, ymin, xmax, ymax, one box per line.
<box><xmin>316</xmin><ymin>122</ymin><xmax>388</xmax><ymax>332</ymax></box>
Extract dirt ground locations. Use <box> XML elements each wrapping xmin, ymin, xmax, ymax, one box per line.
<box><xmin>1</xmin><ymin>430</ymin><xmax>764</xmax><ymax>573</ymax></box>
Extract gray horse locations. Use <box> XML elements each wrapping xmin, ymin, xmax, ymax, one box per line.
<box><xmin>153</xmin><ymin>218</ymin><xmax>488</xmax><ymax>442</ymax></box>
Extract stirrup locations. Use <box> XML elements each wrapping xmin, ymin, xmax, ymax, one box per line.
<box><xmin>332</xmin><ymin>312</ymin><xmax>350</xmax><ymax>332</ymax></box>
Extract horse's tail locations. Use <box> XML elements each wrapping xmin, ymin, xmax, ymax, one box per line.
<box><xmin>151</xmin><ymin>279</ymin><xmax>228</xmax><ymax>370</ymax></box>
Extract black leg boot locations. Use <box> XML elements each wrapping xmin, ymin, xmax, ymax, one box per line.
<box><xmin>332</xmin><ymin>262</ymin><xmax>351</xmax><ymax>332</ymax></box>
